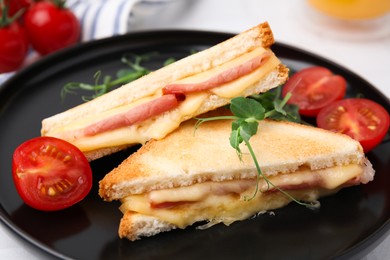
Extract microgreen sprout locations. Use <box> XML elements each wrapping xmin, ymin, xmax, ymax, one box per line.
<box><xmin>196</xmin><ymin>87</ymin><xmax>318</xmax><ymax>208</ymax></box>
<box><xmin>61</xmin><ymin>52</ymin><xmax>168</xmax><ymax>102</ymax></box>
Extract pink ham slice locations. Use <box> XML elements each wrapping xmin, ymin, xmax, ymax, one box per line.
<box><xmin>162</xmin><ymin>52</ymin><xmax>271</xmax><ymax>95</ymax></box>
<box><xmin>148</xmin><ymin>172</ymin><xmax>364</xmax><ymax>209</ymax></box>
<box><xmin>82</xmin><ymin>52</ymin><xmax>271</xmax><ymax>137</ymax></box>
<box><xmin>84</xmin><ymin>94</ymin><xmax>179</xmax><ymax>136</ymax></box>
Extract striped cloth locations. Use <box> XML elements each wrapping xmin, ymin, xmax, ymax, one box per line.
<box><xmin>67</xmin><ymin>0</ymin><xmax>137</xmax><ymax>41</ymax></box>
<box><xmin>0</xmin><ymin>0</ymin><xmax>167</xmax><ymax>86</ymax></box>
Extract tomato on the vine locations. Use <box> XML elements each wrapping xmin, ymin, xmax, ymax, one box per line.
<box><xmin>0</xmin><ymin>3</ymin><xmax>29</xmax><ymax>73</ymax></box>
<box><xmin>317</xmin><ymin>98</ymin><xmax>390</xmax><ymax>152</ymax></box>
<box><xmin>282</xmin><ymin>66</ymin><xmax>347</xmax><ymax>117</ymax></box>
<box><xmin>12</xmin><ymin>137</ymin><xmax>93</xmax><ymax>211</ymax></box>
<box><xmin>24</xmin><ymin>1</ymin><xmax>80</xmax><ymax>55</ymax></box>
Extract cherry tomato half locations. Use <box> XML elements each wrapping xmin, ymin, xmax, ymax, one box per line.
<box><xmin>12</xmin><ymin>137</ymin><xmax>92</xmax><ymax>211</ymax></box>
<box><xmin>317</xmin><ymin>98</ymin><xmax>390</xmax><ymax>152</ymax></box>
<box><xmin>24</xmin><ymin>2</ymin><xmax>80</xmax><ymax>55</ymax></box>
<box><xmin>282</xmin><ymin>66</ymin><xmax>347</xmax><ymax>117</ymax></box>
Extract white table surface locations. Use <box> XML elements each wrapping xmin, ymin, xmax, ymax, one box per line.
<box><xmin>1</xmin><ymin>0</ymin><xmax>389</xmax><ymax>259</ymax></box>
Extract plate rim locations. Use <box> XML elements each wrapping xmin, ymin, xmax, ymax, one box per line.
<box><xmin>0</xmin><ymin>29</ymin><xmax>389</xmax><ymax>260</ymax></box>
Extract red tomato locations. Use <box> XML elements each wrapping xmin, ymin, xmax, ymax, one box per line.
<box><xmin>0</xmin><ymin>22</ymin><xmax>29</xmax><ymax>73</ymax></box>
<box><xmin>317</xmin><ymin>98</ymin><xmax>390</xmax><ymax>152</ymax></box>
<box><xmin>282</xmin><ymin>66</ymin><xmax>347</xmax><ymax>117</ymax></box>
<box><xmin>12</xmin><ymin>137</ymin><xmax>92</xmax><ymax>211</ymax></box>
<box><xmin>24</xmin><ymin>1</ymin><xmax>80</xmax><ymax>55</ymax></box>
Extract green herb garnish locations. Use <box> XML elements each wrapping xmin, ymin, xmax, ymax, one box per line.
<box><xmin>196</xmin><ymin>87</ymin><xmax>317</xmax><ymax>208</ymax></box>
<box><xmin>61</xmin><ymin>52</ymin><xmax>168</xmax><ymax>102</ymax></box>
<box><xmin>0</xmin><ymin>0</ymin><xmax>25</xmax><ymax>27</ymax></box>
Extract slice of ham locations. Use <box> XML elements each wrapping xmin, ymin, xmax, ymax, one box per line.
<box><xmin>162</xmin><ymin>52</ymin><xmax>271</xmax><ymax>95</ymax></box>
<box><xmin>84</xmin><ymin>94</ymin><xmax>179</xmax><ymax>136</ymax></box>
<box><xmin>148</xmin><ymin>165</ymin><xmax>365</xmax><ymax>209</ymax></box>
<box><xmin>81</xmin><ymin>52</ymin><xmax>271</xmax><ymax>137</ymax></box>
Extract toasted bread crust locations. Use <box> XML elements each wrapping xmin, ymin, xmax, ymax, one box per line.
<box><xmin>119</xmin><ymin>212</ymin><xmax>176</xmax><ymax>241</ymax></box>
<box><xmin>41</xmin><ymin>22</ymin><xmax>282</xmax><ymax>161</ymax></box>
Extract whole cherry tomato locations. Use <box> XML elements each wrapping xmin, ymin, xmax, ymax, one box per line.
<box><xmin>0</xmin><ymin>5</ymin><xmax>29</xmax><ymax>72</ymax></box>
<box><xmin>13</xmin><ymin>137</ymin><xmax>93</xmax><ymax>211</ymax></box>
<box><xmin>24</xmin><ymin>1</ymin><xmax>80</xmax><ymax>55</ymax></box>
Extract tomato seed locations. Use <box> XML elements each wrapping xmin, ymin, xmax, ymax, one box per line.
<box><xmin>48</xmin><ymin>187</ymin><xmax>56</xmax><ymax>196</ymax></box>
<box><xmin>55</xmin><ymin>184</ymin><xmax>64</xmax><ymax>192</ymax></box>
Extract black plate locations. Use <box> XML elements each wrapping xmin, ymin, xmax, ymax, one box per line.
<box><xmin>0</xmin><ymin>30</ymin><xmax>389</xmax><ymax>260</ymax></box>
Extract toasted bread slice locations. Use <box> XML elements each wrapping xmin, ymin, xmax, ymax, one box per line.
<box><xmin>99</xmin><ymin>117</ymin><xmax>374</xmax><ymax>241</ymax></box>
<box><xmin>99</xmin><ymin>118</ymin><xmax>371</xmax><ymax>201</ymax></box>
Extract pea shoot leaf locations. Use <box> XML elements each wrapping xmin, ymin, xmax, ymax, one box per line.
<box><xmin>230</xmin><ymin>97</ymin><xmax>265</xmax><ymax>121</ymax></box>
<box><xmin>240</xmin><ymin>120</ymin><xmax>259</xmax><ymax>142</ymax></box>
<box><xmin>229</xmin><ymin>129</ymin><xmax>242</xmax><ymax>158</ymax></box>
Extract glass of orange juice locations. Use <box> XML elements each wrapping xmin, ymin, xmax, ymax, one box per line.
<box><xmin>308</xmin><ymin>0</ymin><xmax>390</xmax><ymax>20</ymax></box>
<box><xmin>304</xmin><ymin>0</ymin><xmax>390</xmax><ymax>39</ymax></box>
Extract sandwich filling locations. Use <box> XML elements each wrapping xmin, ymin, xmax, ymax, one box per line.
<box><xmin>44</xmin><ymin>47</ymin><xmax>282</xmax><ymax>152</ymax></box>
<box><xmin>119</xmin><ymin>162</ymin><xmax>372</xmax><ymax>229</ymax></box>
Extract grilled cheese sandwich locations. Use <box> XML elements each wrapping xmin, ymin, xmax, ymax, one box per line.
<box><xmin>41</xmin><ymin>22</ymin><xmax>288</xmax><ymax>161</ymax></box>
<box><xmin>99</xmin><ymin>117</ymin><xmax>374</xmax><ymax>241</ymax></box>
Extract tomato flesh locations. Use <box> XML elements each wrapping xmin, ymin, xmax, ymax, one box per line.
<box><xmin>282</xmin><ymin>66</ymin><xmax>347</xmax><ymax>117</ymax></box>
<box><xmin>317</xmin><ymin>98</ymin><xmax>390</xmax><ymax>152</ymax></box>
<box><xmin>12</xmin><ymin>137</ymin><xmax>92</xmax><ymax>211</ymax></box>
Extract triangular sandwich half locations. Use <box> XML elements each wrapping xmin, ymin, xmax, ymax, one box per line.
<box><xmin>41</xmin><ymin>22</ymin><xmax>288</xmax><ymax>161</ymax></box>
<box><xmin>99</xmin><ymin>117</ymin><xmax>375</xmax><ymax>241</ymax></box>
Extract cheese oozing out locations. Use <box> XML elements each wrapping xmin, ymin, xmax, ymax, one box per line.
<box><xmin>120</xmin><ymin>164</ymin><xmax>363</xmax><ymax>228</ymax></box>
<box><xmin>46</xmin><ymin>47</ymin><xmax>281</xmax><ymax>152</ymax></box>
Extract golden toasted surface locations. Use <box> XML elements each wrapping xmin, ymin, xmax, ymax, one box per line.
<box><xmin>99</xmin><ymin>117</ymin><xmax>364</xmax><ymax>201</ymax></box>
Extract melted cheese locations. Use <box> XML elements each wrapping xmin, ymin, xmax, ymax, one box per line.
<box><xmin>48</xmin><ymin>47</ymin><xmax>281</xmax><ymax>152</ymax></box>
<box><xmin>171</xmin><ymin>47</ymin><xmax>280</xmax><ymax>98</ymax></box>
<box><xmin>52</xmin><ymin>93</ymin><xmax>208</xmax><ymax>151</ymax></box>
<box><xmin>120</xmin><ymin>164</ymin><xmax>362</xmax><ymax>228</ymax></box>
<box><xmin>210</xmin><ymin>54</ymin><xmax>280</xmax><ymax>98</ymax></box>
<box><xmin>49</xmin><ymin>95</ymin><xmax>159</xmax><ymax>135</ymax></box>
<box><xmin>172</xmin><ymin>47</ymin><xmax>268</xmax><ymax>85</ymax></box>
